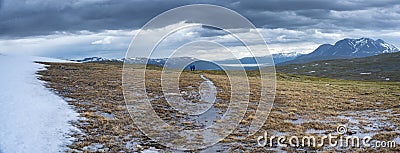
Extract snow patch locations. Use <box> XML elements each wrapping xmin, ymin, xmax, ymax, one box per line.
<box><xmin>0</xmin><ymin>55</ymin><xmax>78</xmax><ymax>153</ymax></box>
<box><xmin>394</xmin><ymin>137</ymin><xmax>400</xmax><ymax>145</ymax></box>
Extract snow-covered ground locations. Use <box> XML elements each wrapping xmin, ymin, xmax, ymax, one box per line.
<box><xmin>0</xmin><ymin>55</ymin><xmax>78</xmax><ymax>153</ymax></box>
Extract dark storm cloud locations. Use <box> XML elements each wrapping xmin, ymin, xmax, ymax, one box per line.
<box><xmin>235</xmin><ymin>0</ymin><xmax>400</xmax><ymax>30</ymax></box>
<box><xmin>244</xmin><ymin>10</ymin><xmax>320</xmax><ymax>29</ymax></box>
<box><xmin>0</xmin><ymin>0</ymin><xmax>192</xmax><ymax>37</ymax></box>
<box><xmin>198</xmin><ymin>25</ymin><xmax>227</xmax><ymax>37</ymax></box>
<box><xmin>1</xmin><ymin>0</ymin><xmax>400</xmax><ymax>38</ymax></box>
<box><xmin>237</xmin><ymin>0</ymin><xmax>400</xmax><ymax>11</ymax></box>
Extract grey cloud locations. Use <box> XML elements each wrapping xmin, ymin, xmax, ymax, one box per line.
<box><xmin>197</xmin><ymin>26</ymin><xmax>227</xmax><ymax>37</ymax></box>
<box><xmin>0</xmin><ymin>0</ymin><xmax>217</xmax><ymax>37</ymax></box>
<box><xmin>245</xmin><ymin>10</ymin><xmax>319</xmax><ymax>29</ymax></box>
<box><xmin>0</xmin><ymin>0</ymin><xmax>225</xmax><ymax>37</ymax></box>
<box><xmin>1</xmin><ymin>0</ymin><xmax>400</xmax><ymax>38</ymax></box>
<box><xmin>237</xmin><ymin>0</ymin><xmax>400</xmax><ymax>11</ymax></box>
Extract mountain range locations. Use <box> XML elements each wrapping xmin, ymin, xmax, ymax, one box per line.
<box><xmin>73</xmin><ymin>52</ymin><xmax>301</xmax><ymax>64</ymax></box>
<box><xmin>283</xmin><ymin>38</ymin><xmax>399</xmax><ymax>64</ymax></box>
<box><xmin>73</xmin><ymin>57</ymin><xmax>123</xmax><ymax>63</ymax></box>
<box><xmin>216</xmin><ymin>52</ymin><xmax>301</xmax><ymax>65</ymax></box>
<box><xmin>72</xmin><ymin>38</ymin><xmax>399</xmax><ymax>70</ymax></box>
<box><xmin>72</xmin><ymin>52</ymin><xmax>302</xmax><ymax>70</ymax></box>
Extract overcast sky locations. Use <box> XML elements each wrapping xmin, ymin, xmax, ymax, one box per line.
<box><xmin>1</xmin><ymin>0</ymin><xmax>400</xmax><ymax>60</ymax></box>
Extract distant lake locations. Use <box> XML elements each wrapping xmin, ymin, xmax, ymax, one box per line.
<box><xmin>220</xmin><ymin>63</ymin><xmax>271</xmax><ymax>67</ymax></box>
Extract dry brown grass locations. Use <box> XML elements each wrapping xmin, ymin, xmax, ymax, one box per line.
<box><xmin>37</xmin><ymin>62</ymin><xmax>399</xmax><ymax>152</ymax></box>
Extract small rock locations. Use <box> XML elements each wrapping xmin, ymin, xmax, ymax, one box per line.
<box><xmin>347</xmin><ymin>99</ymin><xmax>356</xmax><ymax>103</ymax></box>
<box><xmin>82</xmin><ymin>146</ymin><xmax>88</xmax><ymax>151</ymax></box>
<box><xmin>71</xmin><ymin>149</ymin><xmax>83</xmax><ymax>153</ymax></box>
<box><xmin>349</xmin><ymin>130</ymin><xmax>357</xmax><ymax>135</ymax></box>
<box><xmin>94</xmin><ymin>143</ymin><xmax>104</xmax><ymax>149</ymax></box>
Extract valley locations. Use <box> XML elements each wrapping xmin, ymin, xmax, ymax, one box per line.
<box><xmin>277</xmin><ymin>52</ymin><xmax>400</xmax><ymax>82</ymax></box>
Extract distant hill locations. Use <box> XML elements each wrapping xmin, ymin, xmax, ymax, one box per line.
<box><xmin>123</xmin><ymin>57</ymin><xmax>225</xmax><ymax>70</ymax></box>
<box><xmin>72</xmin><ymin>57</ymin><xmax>123</xmax><ymax>63</ymax></box>
<box><xmin>284</xmin><ymin>38</ymin><xmax>399</xmax><ymax>64</ymax></box>
<box><xmin>272</xmin><ymin>52</ymin><xmax>303</xmax><ymax>64</ymax></box>
<box><xmin>216</xmin><ymin>52</ymin><xmax>302</xmax><ymax>65</ymax></box>
<box><xmin>277</xmin><ymin>52</ymin><xmax>400</xmax><ymax>82</ymax></box>
<box><xmin>183</xmin><ymin>60</ymin><xmax>222</xmax><ymax>70</ymax></box>
<box><xmin>73</xmin><ymin>52</ymin><xmax>302</xmax><ymax>70</ymax></box>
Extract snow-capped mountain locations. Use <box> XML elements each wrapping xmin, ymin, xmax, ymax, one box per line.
<box><xmin>73</xmin><ymin>57</ymin><xmax>197</xmax><ymax>66</ymax></box>
<box><xmin>124</xmin><ymin>57</ymin><xmax>165</xmax><ymax>65</ymax></box>
<box><xmin>72</xmin><ymin>57</ymin><xmax>123</xmax><ymax>62</ymax></box>
<box><xmin>272</xmin><ymin>52</ymin><xmax>303</xmax><ymax>64</ymax></box>
<box><xmin>124</xmin><ymin>57</ymin><xmax>195</xmax><ymax>67</ymax></box>
<box><xmin>285</xmin><ymin>38</ymin><xmax>399</xmax><ymax>64</ymax></box>
<box><xmin>74</xmin><ymin>51</ymin><xmax>303</xmax><ymax>68</ymax></box>
<box><xmin>273</xmin><ymin>52</ymin><xmax>303</xmax><ymax>58</ymax></box>
<box><xmin>329</xmin><ymin>38</ymin><xmax>398</xmax><ymax>56</ymax></box>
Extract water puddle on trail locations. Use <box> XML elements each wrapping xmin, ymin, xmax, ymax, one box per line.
<box><xmin>174</xmin><ymin>74</ymin><xmax>225</xmax><ymax>129</ymax></box>
<box><xmin>195</xmin><ymin>75</ymin><xmax>219</xmax><ymax>127</ymax></box>
<box><xmin>154</xmin><ymin>74</ymin><xmax>223</xmax><ymax>128</ymax></box>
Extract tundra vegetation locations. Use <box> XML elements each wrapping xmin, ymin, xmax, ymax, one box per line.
<box><xmin>37</xmin><ymin>62</ymin><xmax>399</xmax><ymax>152</ymax></box>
